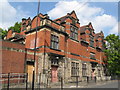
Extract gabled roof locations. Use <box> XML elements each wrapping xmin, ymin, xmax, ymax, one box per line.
<box><xmin>31</xmin><ymin>13</ymin><xmax>49</xmax><ymax>24</ymax></box>
<box><xmin>95</xmin><ymin>31</ymin><xmax>104</xmax><ymax>39</ymax></box>
<box><xmin>54</xmin><ymin>10</ymin><xmax>79</xmax><ymax>22</ymax></box>
<box><xmin>68</xmin><ymin>10</ymin><xmax>78</xmax><ymax>20</ymax></box>
<box><xmin>80</xmin><ymin>22</ymin><xmax>94</xmax><ymax>34</ymax></box>
<box><xmin>88</xmin><ymin>22</ymin><xmax>94</xmax><ymax>30</ymax></box>
<box><xmin>53</xmin><ymin>15</ymin><xmax>66</xmax><ymax>21</ymax></box>
<box><xmin>100</xmin><ymin>31</ymin><xmax>104</xmax><ymax>36</ymax></box>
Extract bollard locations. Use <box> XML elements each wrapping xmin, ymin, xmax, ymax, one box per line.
<box><xmin>94</xmin><ymin>76</ymin><xmax>96</xmax><ymax>83</ymax></box>
<box><xmin>76</xmin><ymin>76</ymin><xmax>78</xmax><ymax>88</ymax></box>
<box><xmin>46</xmin><ymin>77</ymin><xmax>49</xmax><ymax>88</ymax></box>
<box><xmin>39</xmin><ymin>73</ymin><xmax>41</xmax><ymax>90</ymax></box>
<box><xmin>87</xmin><ymin>76</ymin><xmax>89</xmax><ymax>83</ymax></box>
<box><xmin>61</xmin><ymin>77</ymin><xmax>63</xmax><ymax>89</ymax></box>
<box><xmin>26</xmin><ymin>73</ymin><xmax>28</xmax><ymax>90</ymax></box>
<box><xmin>7</xmin><ymin>73</ymin><xmax>10</xmax><ymax>90</ymax></box>
<box><xmin>32</xmin><ymin>71</ymin><xmax>35</xmax><ymax>90</ymax></box>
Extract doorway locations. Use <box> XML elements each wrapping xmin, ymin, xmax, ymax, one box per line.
<box><xmin>51</xmin><ymin>66</ymin><xmax>58</xmax><ymax>82</ymax></box>
<box><xmin>26</xmin><ymin>61</ymin><xmax>34</xmax><ymax>82</ymax></box>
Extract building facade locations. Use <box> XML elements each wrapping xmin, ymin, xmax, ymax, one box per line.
<box><xmin>3</xmin><ymin>11</ymin><xmax>107</xmax><ymax>83</ymax></box>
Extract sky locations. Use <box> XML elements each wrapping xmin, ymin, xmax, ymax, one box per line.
<box><xmin>0</xmin><ymin>0</ymin><xmax>119</xmax><ymax>37</ymax></box>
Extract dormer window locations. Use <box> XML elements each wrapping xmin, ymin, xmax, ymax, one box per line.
<box><xmin>70</xmin><ymin>26</ymin><xmax>78</xmax><ymax>40</ymax></box>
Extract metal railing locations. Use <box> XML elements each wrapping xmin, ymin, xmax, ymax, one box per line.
<box><xmin>1</xmin><ymin>73</ymin><xmax>27</xmax><ymax>89</ymax></box>
<box><xmin>0</xmin><ymin>72</ymin><xmax>111</xmax><ymax>89</ymax></box>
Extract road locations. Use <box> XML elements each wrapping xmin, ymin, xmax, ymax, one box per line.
<box><xmin>87</xmin><ymin>80</ymin><xmax>119</xmax><ymax>88</ymax></box>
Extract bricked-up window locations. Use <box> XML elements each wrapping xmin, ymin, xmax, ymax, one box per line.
<box><xmin>90</xmin><ymin>52</ymin><xmax>96</xmax><ymax>60</ymax></box>
<box><xmin>51</xmin><ymin>35</ymin><xmax>59</xmax><ymax>49</ymax></box>
<box><xmin>90</xmin><ymin>35</ymin><xmax>94</xmax><ymax>47</ymax></box>
<box><xmin>82</xmin><ymin>63</ymin><xmax>87</xmax><ymax>77</ymax></box>
<box><xmin>70</xmin><ymin>26</ymin><xmax>78</xmax><ymax>40</ymax></box>
<box><xmin>71</xmin><ymin>62</ymin><xmax>79</xmax><ymax>76</ymax></box>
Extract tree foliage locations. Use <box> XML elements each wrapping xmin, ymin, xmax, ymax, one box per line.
<box><xmin>0</xmin><ymin>28</ymin><xmax>8</xmax><ymax>39</ymax></box>
<box><xmin>104</xmin><ymin>34</ymin><xmax>120</xmax><ymax>76</ymax></box>
<box><xmin>8</xmin><ymin>22</ymin><xmax>21</xmax><ymax>33</ymax></box>
<box><xmin>0</xmin><ymin>22</ymin><xmax>21</xmax><ymax>39</ymax></box>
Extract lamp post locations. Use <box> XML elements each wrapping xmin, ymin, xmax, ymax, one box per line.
<box><xmin>32</xmin><ymin>0</ymin><xmax>40</xmax><ymax>89</ymax></box>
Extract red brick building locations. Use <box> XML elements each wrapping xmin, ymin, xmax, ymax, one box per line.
<box><xmin>3</xmin><ymin>11</ymin><xmax>106</xmax><ymax>83</ymax></box>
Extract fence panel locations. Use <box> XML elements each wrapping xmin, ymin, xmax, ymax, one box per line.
<box><xmin>1</xmin><ymin>73</ymin><xmax>27</xmax><ymax>88</ymax></box>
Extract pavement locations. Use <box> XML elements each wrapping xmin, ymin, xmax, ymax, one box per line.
<box><xmin>86</xmin><ymin>80</ymin><xmax>119</xmax><ymax>88</ymax></box>
<box><xmin>49</xmin><ymin>80</ymin><xmax>119</xmax><ymax>88</ymax></box>
<box><xmin>2</xmin><ymin>80</ymin><xmax>119</xmax><ymax>89</ymax></box>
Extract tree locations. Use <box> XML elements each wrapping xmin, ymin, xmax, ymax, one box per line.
<box><xmin>104</xmin><ymin>34</ymin><xmax>120</xmax><ymax>76</ymax></box>
<box><xmin>0</xmin><ymin>22</ymin><xmax>21</xmax><ymax>39</ymax></box>
<box><xmin>8</xmin><ymin>22</ymin><xmax>21</xmax><ymax>33</ymax></box>
<box><xmin>0</xmin><ymin>28</ymin><xmax>8</xmax><ymax>39</ymax></box>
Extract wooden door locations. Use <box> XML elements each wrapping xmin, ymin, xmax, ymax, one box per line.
<box><xmin>51</xmin><ymin>66</ymin><xmax>58</xmax><ymax>82</ymax></box>
<box><xmin>27</xmin><ymin>64</ymin><xmax>34</xmax><ymax>82</ymax></box>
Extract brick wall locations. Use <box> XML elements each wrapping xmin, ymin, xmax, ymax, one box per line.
<box><xmin>1</xmin><ymin>40</ymin><xmax>25</xmax><ymax>74</ymax></box>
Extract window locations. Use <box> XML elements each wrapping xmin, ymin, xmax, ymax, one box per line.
<box><xmin>71</xmin><ymin>62</ymin><xmax>79</xmax><ymax>76</ymax></box>
<box><xmin>82</xmin><ymin>63</ymin><xmax>87</xmax><ymax>77</ymax></box>
<box><xmin>71</xmin><ymin>62</ymin><xmax>75</xmax><ymax>76</ymax></box>
<box><xmin>90</xmin><ymin>35</ymin><xmax>94</xmax><ymax>47</ymax></box>
<box><xmin>51</xmin><ymin>59</ymin><xmax>59</xmax><ymax>66</ymax></box>
<box><xmin>72</xmin><ymin>19</ymin><xmax>76</xmax><ymax>25</ymax></box>
<box><xmin>22</xmin><ymin>24</ymin><xmax>26</xmax><ymax>31</ymax></box>
<box><xmin>90</xmin><ymin>52</ymin><xmax>96</xmax><ymax>60</ymax></box>
<box><xmin>28</xmin><ymin>21</ymin><xmax>31</xmax><ymax>25</ymax></box>
<box><xmin>76</xmin><ymin>63</ymin><xmax>79</xmax><ymax>76</ymax></box>
<box><xmin>51</xmin><ymin>35</ymin><xmax>59</xmax><ymax>49</ymax></box>
<box><xmin>70</xmin><ymin>26</ymin><xmax>78</xmax><ymax>40</ymax></box>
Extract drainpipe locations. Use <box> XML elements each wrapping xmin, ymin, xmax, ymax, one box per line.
<box><xmin>64</xmin><ymin>35</ymin><xmax>68</xmax><ymax>83</ymax></box>
<box><xmin>43</xmin><ymin>28</ymin><xmax>46</xmax><ymax>74</ymax></box>
<box><xmin>24</xmin><ymin>48</ymin><xmax>27</xmax><ymax>73</ymax></box>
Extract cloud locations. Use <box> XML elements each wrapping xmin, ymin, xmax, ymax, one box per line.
<box><xmin>0</xmin><ymin>0</ymin><xmax>118</xmax><ymax>36</ymax></box>
<box><xmin>92</xmin><ymin>14</ymin><xmax>117</xmax><ymax>33</ymax></box>
<box><xmin>48</xmin><ymin>1</ymin><xmax>103</xmax><ymax>19</ymax></box>
<box><xmin>0</xmin><ymin>0</ymin><xmax>30</xmax><ymax>30</ymax></box>
<box><xmin>109</xmin><ymin>23</ymin><xmax>118</xmax><ymax>35</ymax></box>
<box><xmin>47</xmin><ymin>1</ymin><xmax>118</xmax><ymax>36</ymax></box>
